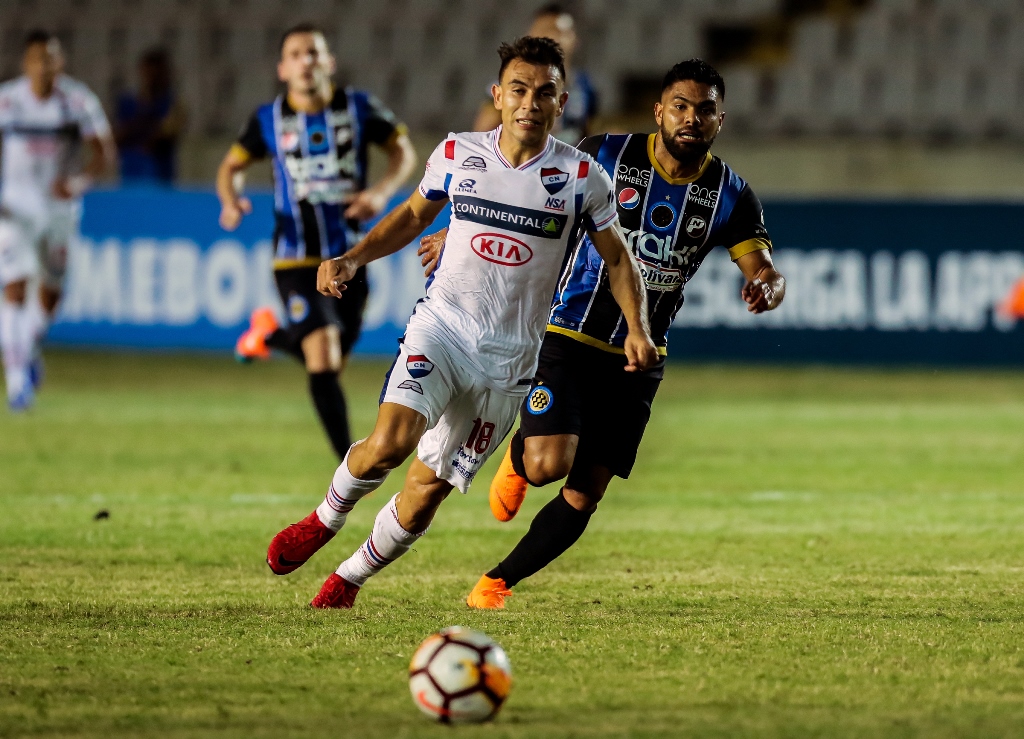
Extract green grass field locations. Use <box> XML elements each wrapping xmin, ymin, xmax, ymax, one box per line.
<box><xmin>2</xmin><ymin>351</ymin><xmax>1024</xmax><ymax>738</ymax></box>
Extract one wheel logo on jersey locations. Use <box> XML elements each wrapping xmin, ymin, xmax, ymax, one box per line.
<box><xmin>279</xmin><ymin>131</ymin><xmax>299</xmax><ymax>152</ymax></box>
<box><xmin>288</xmin><ymin>293</ymin><xmax>309</xmax><ymax>323</ymax></box>
<box><xmin>471</xmin><ymin>233</ymin><xmax>533</xmax><ymax>266</ymax></box>
<box><xmin>685</xmin><ymin>215</ymin><xmax>707</xmax><ymax>238</ymax></box>
<box><xmin>406</xmin><ymin>355</ymin><xmax>434</xmax><ymax>378</ymax></box>
<box><xmin>527</xmin><ymin>386</ymin><xmax>553</xmax><ymax>415</ymax></box>
<box><xmin>618</xmin><ymin>187</ymin><xmax>640</xmax><ymax>209</ymax></box>
<box><xmin>649</xmin><ymin>202</ymin><xmax>677</xmax><ymax>230</ymax></box>
<box><xmin>540</xmin><ymin>167</ymin><xmax>570</xmax><ymax>195</ymax></box>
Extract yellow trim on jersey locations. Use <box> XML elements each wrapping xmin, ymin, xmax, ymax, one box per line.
<box><xmin>273</xmin><ymin>257</ymin><xmax>324</xmax><ymax>270</ymax></box>
<box><xmin>229</xmin><ymin>142</ymin><xmax>253</xmax><ymax>163</ymax></box>
<box><xmin>546</xmin><ymin>325</ymin><xmax>669</xmax><ymax>356</ymax></box>
<box><xmin>386</xmin><ymin>123</ymin><xmax>410</xmax><ymax>146</ymax></box>
<box><xmin>646</xmin><ymin>134</ymin><xmax>712</xmax><ymax>185</ymax></box>
<box><xmin>727</xmin><ymin>237</ymin><xmax>772</xmax><ymax>261</ymax></box>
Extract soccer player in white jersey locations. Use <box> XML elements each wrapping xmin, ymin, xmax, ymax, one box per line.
<box><xmin>0</xmin><ymin>30</ymin><xmax>116</xmax><ymax>411</ymax></box>
<box><xmin>265</xmin><ymin>36</ymin><xmax>660</xmax><ymax>609</ymax></box>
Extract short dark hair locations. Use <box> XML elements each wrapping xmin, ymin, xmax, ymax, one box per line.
<box><xmin>279</xmin><ymin>22</ymin><xmax>324</xmax><ymax>54</ymax></box>
<box><xmin>534</xmin><ymin>3</ymin><xmax>571</xmax><ymax>18</ymax></box>
<box><xmin>662</xmin><ymin>58</ymin><xmax>726</xmax><ymax>100</ymax></box>
<box><xmin>24</xmin><ymin>29</ymin><xmax>54</xmax><ymax>50</ymax></box>
<box><xmin>497</xmin><ymin>36</ymin><xmax>566</xmax><ymax>85</ymax></box>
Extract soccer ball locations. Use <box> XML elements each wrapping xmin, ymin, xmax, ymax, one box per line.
<box><xmin>408</xmin><ymin>626</ymin><xmax>513</xmax><ymax>723</ymax></box>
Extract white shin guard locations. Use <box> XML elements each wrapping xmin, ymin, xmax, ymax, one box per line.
<box><xmin>315</xmin><ymin>444</ymin><xmax>389</xmax><ymax>532</ymax></box>
<box><xmin>335</xmin><ymin>494</ymin><xmax>423</xmax><ymax>587</ymax></box>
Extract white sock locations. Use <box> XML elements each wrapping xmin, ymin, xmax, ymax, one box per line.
<box><xmin>315</xmin><ymin>444</ymin><xmax>389</xmax><ymax>532</ymax></box>
<box><xmin>0</xmin><ymin>300</ymin><xmax>31</xmax><ymax>401</ymax></box>
<box><xmin>336</xmin><ymin>494</ymin><xmax>423</xmax><ymax>587</ymax></box>
<box><xmin>26</xmin><ymin>296</ymin><xmax>49</xmax><ymax>350</ymax></box>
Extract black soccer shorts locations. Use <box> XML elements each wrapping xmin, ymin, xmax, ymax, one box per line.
<box><xmin>273</xmin><ymin>264</ymin><xmax>369</xmax><ymax>355</ymax></box>
<box><xmin>518</xmin><ymin>331</ymin><xmax>664</xmax><ymax>479</ymax></box>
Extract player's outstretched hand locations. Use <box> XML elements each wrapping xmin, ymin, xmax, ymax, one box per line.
<box><xmin>318</xmin><ymin>255</ymin><xmax>358</xmax><ymax>299</ymax></box>
<box><xmin>219</xmin><ymin>197</ymin><xmax>252</xmax><ymax>231</ymax></box>
<box><xmin>344</xmin><ymin>190</ymin><xmax>388</xmax><ymax>221</ymax></box>
<box><xmin>418</xmin><ymin>228</ymin><xmax>447</xmax><ymax>277</ymax></box>
<box><xmin>741</xmin><ymin>278</ymin><xmax>780</xmax><ymax>313</ymax></box>
<box><xmin>624</xmin><ymin>332</ymin><xmax>660</xmax><ymax>373</ymax></box>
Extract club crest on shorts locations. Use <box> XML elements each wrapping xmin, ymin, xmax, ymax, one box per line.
<box><xmin>526</xmin><ymin>385</ymin><xmax>553</xmax><ymax>415</ymax></box>
<box><xmin>540</xmin><ymin>167</ymin><xmax>570</xmax><ymax>195</ymax></box>
<box><xmin>406</xmin><ymin>354</ymin><xmax>434</xmax><ymax>378</ymax></box>
<box><xmin>287</xmin><ymin>293</ymin><xmax>309</xmax><ymax>323</ymax></box>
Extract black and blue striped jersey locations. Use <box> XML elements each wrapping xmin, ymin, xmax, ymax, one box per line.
<box><xmin>236</xmin><ymin>87</ymin><xmax>404</xmax><ymax>267</ymax></box>
<box><xmin>548</xmin><ymin>133</ymin><xmax>772</xmax><ymax>354</ymax></box>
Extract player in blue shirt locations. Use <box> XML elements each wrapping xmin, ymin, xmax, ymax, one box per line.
<box><xmin>216</xmin><ymin>23</ymin><xmax>416</xmax><ymax>460</ymax></box>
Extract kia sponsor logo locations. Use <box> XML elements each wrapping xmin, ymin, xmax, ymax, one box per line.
<box><xmin>471</xmin><ymin>233</ymin><xmax>534</xmax><ymax>266</ymax></box>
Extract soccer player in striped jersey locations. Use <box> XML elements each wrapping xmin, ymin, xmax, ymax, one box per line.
<box><xmin>423</xmin><ymin>59</ymin><xmax>787</xmax><ymax>608</ymax></box>
<box><xmin>265</xmin><ymin>37</ymin><xmax>658</xmax><ymax>609</ymax></box>
<box><xmin>216</xmin><ymin>23</ymin><xmax>416</xmax><ymax>460</ymax></box>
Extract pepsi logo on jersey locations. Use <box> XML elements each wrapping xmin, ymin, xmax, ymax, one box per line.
<box><xmin>279</xmin><ymin>131</ymin><xmax>299</xmax><ymax>152</ymax></box>
<box><xmin>406</xmin><ymin>355</ymin><xmax>435</xmax><ymax>378</ymax></box>
<box><xmin>618</xmin><ymin>188</ymin><xmax>640</xmax><ymax>209</ymax></box>
<box><xmin>540</xmin><ymin>167</ymin><xmax>570</xmax><ymax>195</ymax></box>
<box><xmin>471</xmin><ymin>233</ymin><xmax>534</xmax><ymax>266</ymax></box>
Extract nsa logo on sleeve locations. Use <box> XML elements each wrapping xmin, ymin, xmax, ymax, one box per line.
<box><xmin>540</xmin><ymin>168</ymin><xmax>569</xmax><ymax>195</ymax></box>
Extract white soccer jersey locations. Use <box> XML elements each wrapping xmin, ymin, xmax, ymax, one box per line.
<box><xmin>414</xmin><ymin>127</ymin><xmax>618</xmax><ymax>394</ymax></box>
<box><xmin>0</xmin><ymin>75</ymin><xmax>110</xmax><ymax>217</ymax></box>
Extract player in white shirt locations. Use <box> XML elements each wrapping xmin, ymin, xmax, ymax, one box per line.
<box><xmin>265</xmin><ymin>36</ymin><xmax>660</xmax><ymax>609</ymax></box>
<box><xmin>0</xmin><ymin>30</ymin><xmax>116</xmax><ymax>411</ymax></box>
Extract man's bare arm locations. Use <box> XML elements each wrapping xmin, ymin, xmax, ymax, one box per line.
<box><xmin>587</xmin><ymin>224</ymin><xmax>659</xmax><ymax>371</ymax></box>
<box><xmin>216</xmin><ymin>144</ymin><xmax>253</xmax><ymax>231</ymax></box>
<box><xmin>735</xmin><ymin>249</ymin><xmax>785</xmax><ymax>313</ymax></box>
<box><xmin>344</xmin><ymin>132</ymin><xmax>418</xmax><ymax>220</ymax></box>
<box><xmin>319</xmin><ymin>189</ymin><xmax>446</xmax><ymax>298</ymax></box>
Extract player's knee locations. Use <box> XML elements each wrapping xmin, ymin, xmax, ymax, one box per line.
<box><xmin>523</xmin><ymin>448</ymin><xmax>572</xmax><ymax>486</ymax></box>
<box><xmin>3</xmin><ymin>280</ymin><xmax>27</xmax><ymax>305</ymax></box>
<box><xmin>562</xmin><ymin>486</ymin><xmax>601</xmax><ymax>513</ymax></box>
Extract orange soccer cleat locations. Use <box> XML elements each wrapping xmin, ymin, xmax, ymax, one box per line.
<box><xmin>489</xmin><ymin>443</ymin><xmax>528</xmax><ymax>522</ymax></box>
<box><xmin>466</xmin><ymin>574</ymin><xmax>512</xmax><ymax>610</ymax></box>
<box><xmin>999</xmin><ymin>277</ymin><xmax>1024</xmax><ymax>319</ymax></box>
<box><xmin>310</xmin><ymin>573</ymin><xmax>360</xmax><ymax>609</ymax></box>
<box><xmin>235</xmin><ymin>307</ymin><xmax>278</xmax><ymax>362</ymax></box>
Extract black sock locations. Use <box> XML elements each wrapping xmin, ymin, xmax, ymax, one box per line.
<box><xmin>487</xmin><ymin>490</ymin><xmax>592</xmax><ymax>587</ymax></box>
<box><xmin>308</xmin><ymin>371</ymin><xmax>351</xmax><ymax>460</ymax></box>
<box><xmin>266</xmin><ymin>328</ymin><xmax>305</xmax><ymax>362</ymax></box>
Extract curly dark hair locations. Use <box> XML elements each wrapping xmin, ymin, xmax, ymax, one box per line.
<box><xmin>497</xmin><ymin>36</ymin><xmax>566</xmax><ymax>84</ymax></box>
<box><xmin>662</xmin><ymin>59</ymin><xmax>726</xmax><ymax>100</ymax></box>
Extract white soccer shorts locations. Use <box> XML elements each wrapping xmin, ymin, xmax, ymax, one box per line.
<box><xmin>380</xmin><ymin>331</ymin><xmax>521</xmax><ymax>493</ymax></box>
<box><xmin>0</xmin><ymin>204</ymin><xmax>79</xmax><ymax>288</ymax></box>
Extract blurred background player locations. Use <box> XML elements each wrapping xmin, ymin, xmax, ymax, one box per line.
<box><xmin>216</xmin><ymin>22</ymin><xmax>416</xmax><ymax>460</ymax></box>
<box><xmin>0</xmin><ymin>30</ymin><xmax>116</xmax><ymax>412</ymax></box>
<box><xmin>473</xmin><ymin>3</ymin><xmax>596</xmax><ymax>144</ymax></box>
<box><xmin>114</xmin><ymin>47</ymin><xmax>187</xmax><ymax>185</ymax></box>
<box><xmin>458</xmin><ymin>59</ymin><xmax>787</xmax><ymax>608</ymax></box>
